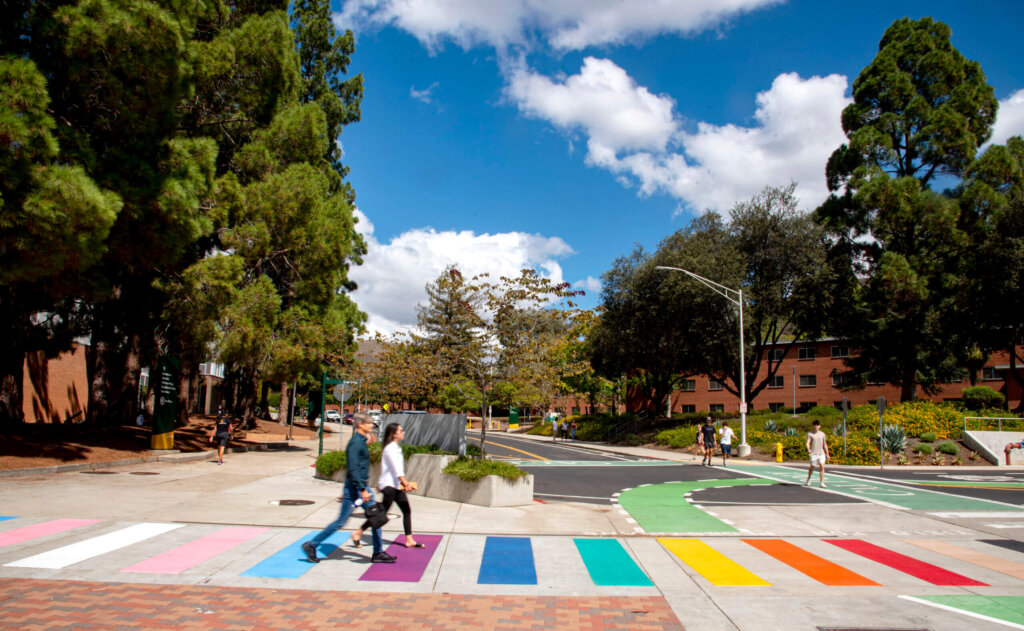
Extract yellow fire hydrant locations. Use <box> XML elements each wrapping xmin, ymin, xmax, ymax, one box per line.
<box><xmin>776</xmin><ymin>442</ymin><xmax>784</xmax><ymax>462</ymax></box>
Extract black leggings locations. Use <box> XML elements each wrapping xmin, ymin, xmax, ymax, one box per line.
<box><xmin>361</xmin><ymin>486</ymin><xmax>413</xmax><ymax>535</ymax></box>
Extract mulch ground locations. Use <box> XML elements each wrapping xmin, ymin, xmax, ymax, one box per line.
<box><xmin>0</xmin><ymin>415</ymin><xmax>318</xmax><ymax>471</ymax></box>
<box><xmin>0</xmin><ymin>578</ymin><xmax>683</xmax><ymax>630</ymax></box>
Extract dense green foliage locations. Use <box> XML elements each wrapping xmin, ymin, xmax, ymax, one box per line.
<box><xmin>442</xmin><ymin>457</ymin><xmax>526</xmax><ymax>482</ymax></box>
<box><xmin>962</xmin><ymin>385</ymin><xmax>1005</xmax><ymax>411</ymax></box>
<box><xmin>0</xmin><ymin>0</ymin><xmax>365</xmax><ymax>426</ymax></box>
<box><xmin>589</xmin><ymin>185</ymin><xmax>832</xmax><ymax>413</ymax></box>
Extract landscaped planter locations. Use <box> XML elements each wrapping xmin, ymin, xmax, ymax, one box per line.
<box><xmin>314</xmin><ymin>453</ymin><xmax>533</xmax><ymax>507</ymax></box>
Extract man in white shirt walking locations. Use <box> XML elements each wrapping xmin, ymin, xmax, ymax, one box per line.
<box><xmin>718</xmin><ymin>420</ymin><xmax>736</xmax><ymax>466</ymax></box>
<box><xmin>805</xmin><ymin>420</ymin><xmax>830</xmax><ymax>488</ymax></box>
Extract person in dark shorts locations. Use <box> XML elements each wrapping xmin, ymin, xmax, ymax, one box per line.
<box><xmin>700</xmin><ymin>417</ymin><xmax>717</xmax><ymax>466</ymax></box>
<box><xmin>208</xmin><ymin>415</ymin><xmax>233</xmax><ymax>465</ymax></box>
<box><xmin>718</xmin><ymin>420</ymin><xmax>736</xmax><ymax>466</ymax></box>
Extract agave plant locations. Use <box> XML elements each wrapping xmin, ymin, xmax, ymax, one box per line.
<box><xmin>763</xmin><ymin>419</ymin><xmax>779</xmax><ymax>433</ymax></box>
<box><xmin>831</xmin><ymin>424</ymin><xmax>846</xmax><ymax>437</ymax></box>
<box><xmin>879</xmin><ymin>423</ymin><xmax>907</xmax><ymax>455</ymax></box>
<box><xmin>783</xmin><ymin>426</ymin><xmax>798</xmax><ymax>437</ymax></box>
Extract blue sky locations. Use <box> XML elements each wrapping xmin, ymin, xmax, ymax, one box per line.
<box><xmin>334</xmin><ymin>0</ymin><xmax>1024</xmax><ymax>333</ymax></box>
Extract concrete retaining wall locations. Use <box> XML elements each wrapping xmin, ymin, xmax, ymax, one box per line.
<box><xmin>963</xmin><ymin>430</ymin><xmax>1024</xmax><ymax>466</ymax></box>
<box><xmin>315</xmin><ymin>453</ymin><xmax>533</xmax><ymax>507</ymax></box>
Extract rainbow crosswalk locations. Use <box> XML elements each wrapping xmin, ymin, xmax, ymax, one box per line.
<box><xmin>0</xmin><ymin>515</ymin><xmax>1021</xmax><ymax>592</ymax></box>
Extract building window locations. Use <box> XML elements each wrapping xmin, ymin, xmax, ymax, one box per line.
<box><xmin>571</xmin><ymin>407</ymin><xmax>580</xmax><ymax>415</ymax></box>
<box><xmin>798</xmin><ymin>346</ymin><xmax>817</xmax><ymax>360</ymax></box>
<box><xmin>709</xmin><ymin>404</ymin><xmax>724</xmax><ymax>413</ymax></box>
<box><xmin>767</xmin><ymin>349</ymin><xmax>785</xmax><ymax>361</ymax></box>
<box><xmin>680</xmin><ymin>379</ymin><xmax>696</xmax><ymax>392</ymax></box>
<box><xmin>708</xmin><ymin>378</ymin><xmax>724</xmax><ymax>391</ymax></box>
<box><xmin>799</xmin><ymin>375</ymin><xmax>817</xmax><ymax>387</ymax></box>
<box><xmin>769</xmin><ymin>402</ymin><xmax>784</xmax><ymax>413</ymax></box>
<box><xmin>799</xmin><ymin>401</ymin><xmax>817</xmax><ymax>413</ymax></box>
<box><xmin>768</xmin><ymin>375</ymin><xmax>784</xmax><ymax>388</ymax></box>
<box><xmin>833</xmin><ymin>401</ymin><xmax>846</xmax><ymax>411</ymax></box>
<box><xmin>680</xmin><ymin>405</ymin><xmax>696</xmax><ymax>414</ymax></box>
<box><xmin>831</xmin><ymin>345</ymin><xmax>850</xmax><ymax>358</ymax></box>
<box><xmin>982</xmin><ymin>367</ymin><xmax>1001</xmax><ymax>381</ymax></box>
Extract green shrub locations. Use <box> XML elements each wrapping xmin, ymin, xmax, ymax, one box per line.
<box><xmin>763</xmin><ymin>419</ymin><xmax>779</xmax><ymax>433</ymax></box>
<box><xmin>937</xmin><ymin>441</ymin><xmax>959</xmax><ymax>455</ymax></box>
<box><xmin>918</xmin><ymin>431</ymin><xmax>937</xmax><ymax>443</ymax></box>
<box><xmin>807</xmin><ymin>406</ymin><xmax>842</xmax><ymax>420</ymax></box>
<box><xmin>442</xmin><ymin>457</ymin><xmax>526</xmax><ymax>482</ymax></box>
<box><xmin>655</xmin><ymin>428</ymin><xmax>697</xmax><ymax>449</ymax></box>
<box><xmin>963</xmin><ymin>385</ymin><xmax>1005</xmax><ymax>411</ymax></box>
<box><xmin>616</xmin><ymin>433</ymin><xmax>644</xmax><ymax>446</ymax></box>
<box><xmin>315</xmin><ymin>450</ymin><xmax>346</xmax><ymax>478</ymax></box>
<box><xmin>879</xmin><ymin>424</ymin><xmax>907</xmax><ymax>454</ymax></box>
<box><xmin>914</xmin><ymin>443</ymin><xmax>933</xmax><ymax>455</ymax></box>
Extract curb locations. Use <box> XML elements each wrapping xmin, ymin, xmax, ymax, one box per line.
<box><xmin>0</xmin><ymin>441</ymin><xmax>303</xmax><ymax>478</ymax></box>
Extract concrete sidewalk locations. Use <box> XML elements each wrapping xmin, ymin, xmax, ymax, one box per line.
<box><xmin>0</xmin><ymin>432</ymin><xmax>1022</xmax><ymax>630</ymax></box>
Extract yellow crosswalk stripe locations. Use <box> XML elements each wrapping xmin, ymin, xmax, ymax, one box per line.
<box><xmin>659</xmin><ymin>538</ymin><xmax>770</xmax><ymax>586</ymax></box>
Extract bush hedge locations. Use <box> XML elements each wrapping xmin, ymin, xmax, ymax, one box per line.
<box><xmin>442</xmin><ymin>457</ymin><xmax>526</xmax><ymax>482</ymax></box>
<box><xmin>963</xmin><ymin>385</ymin><xmax>1005</xmax><ymax>411</ymax></box>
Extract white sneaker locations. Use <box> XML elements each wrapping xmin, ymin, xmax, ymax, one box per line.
<box><xmin>820</xmin><ymin>482</ymin><xmax>827</xmax><ymax>488</ymax></box>
<box><xmin>804</xmin><ymin>479</ymin><xmax>811</xmax><ymax>486</ymax></box>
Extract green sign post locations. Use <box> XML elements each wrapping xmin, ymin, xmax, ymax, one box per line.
<box><xmin>508</xmin><ymin>406</ymin><xmax>519</xmax><ymax>429</ymax></box>
<box><xmin>151</xmin><ymin>357</ymin><xmax>180</xmax><ymax>450</ymax></box>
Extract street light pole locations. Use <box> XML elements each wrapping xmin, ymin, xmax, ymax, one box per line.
<box><xmin>655</xmin><ymin>266</ymin><xmax>749</xmax><ymax>456</ymax></box>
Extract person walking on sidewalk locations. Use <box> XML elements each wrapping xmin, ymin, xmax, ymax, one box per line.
<box><xmin>718</xmin><ymin>420</ymin><xmax>736</xmax><ymax>466</ymax></box>
<box><xmin>805</xmin><ymin>420</ymin><xmax>830</xmax><ymax>488</ymax></box>
<box><xmin>208</xmin><ymin>414</ymin><xmax>233</xmax><ymax>465</ymax></box>
<box><xmin>303</xmin><ymin>414</ymin><xmax>395</xmax><ymax>564</ymax></box>
<box><xmin>700</xmin><ymin>417</ymin><xmax>717</xmax><ymax>466</ymax></box>
<box><xmin>349</xmin><ymin>423</ymin><xmax>425</xmax><ymax>549</ymax></box>
<box><xmin>570</xmin><ymin>420</ymin><xmax>577</xmax><ymax>441</ymax></box>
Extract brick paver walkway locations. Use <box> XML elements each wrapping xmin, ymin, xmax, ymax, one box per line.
<box><xmin>0</xmin><ymin>578</ymin><xmax>683</xmax><ymax>630</ymax></box>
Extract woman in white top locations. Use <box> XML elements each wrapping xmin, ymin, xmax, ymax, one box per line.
<box><xmin>351</xmin><ymin>422</ymin><xmax>424</xmax><ymax>548</ymax></box>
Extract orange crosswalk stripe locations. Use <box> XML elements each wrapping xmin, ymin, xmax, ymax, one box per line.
<box><xmin>743</xmin><ymin>539</ymin><xmax>879</xmax><ymax>586</ymax></box>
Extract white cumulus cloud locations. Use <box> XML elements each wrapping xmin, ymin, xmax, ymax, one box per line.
<box><xmin>987</xmin><ymin>89</ymin><xmax>1024</xmax><ymax>148</ymax></box>
<box><xmin>338</xmin><ymin>0</ymin><xmax>780</xmax><ymax>51</ymax></box>
<box><xmin>507</xmin><ymin>60</ymin><xmax>851</xmax><ymax>213</ymax></box>
<box><xmin>349</xmin><ymin>209</ymin><xmax>577</xmax><ymax>334</ymax></box>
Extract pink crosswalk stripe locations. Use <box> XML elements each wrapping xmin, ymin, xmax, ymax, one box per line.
<box><xmin>0</xmin><ymin>519</ymin><xmax>100</xmax><ymax>549</ymax></box>
<box><xmin>122</xmin><ymin>527</ymin><xmax>268</xmax><ymax>574</ymax></box>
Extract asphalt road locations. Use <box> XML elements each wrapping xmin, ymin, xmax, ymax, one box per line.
<box><xmin>805</xmin><ymin>465</ymin><xmax>1024</xmax><ymax>507</ymax></box>
<box><xmin>469</xmin><ymin>431</ymin><xmax>861</xmax><ymax>506</ymax></box>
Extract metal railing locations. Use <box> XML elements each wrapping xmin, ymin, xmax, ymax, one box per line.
<box><xmin>608</xmin><ymin>411</ymin><xmax>649</xmax><ymax>438</ymax></box>
<box><xmin>963</xmin><ymin>416</ymin><xmax>1021</xmax><ymax>433</ymax></box>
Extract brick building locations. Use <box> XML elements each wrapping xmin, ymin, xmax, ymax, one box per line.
<box><xmin>627</xmin><ymin>338</ymin><xmax>1024</xmax><ymax>414</ymax></box>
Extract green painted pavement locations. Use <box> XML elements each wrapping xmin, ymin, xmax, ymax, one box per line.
<box><xmin>618</xmin><ymin>479</ymin><xmax>771</xmax><ymax>533</ymax></box>
<box><xmin>729</xmin><ymin>464</ymin><xmax>1012</xmax><ymax>511</ymax></box>
<box><xmin>908</xmin><ymin>595</ymin><xmax>1024</xmax><ymax>627</ymax></box>
<box><xmin>573</xmin><ymin>538</ymin><xmax>653</xmax><ymax>586</ymax></box>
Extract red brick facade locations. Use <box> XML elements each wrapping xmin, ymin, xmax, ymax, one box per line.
<box><xmin>628</xmin><ymin>338</ymin><xmax>1024</xmax><ymax>414</ymax></box>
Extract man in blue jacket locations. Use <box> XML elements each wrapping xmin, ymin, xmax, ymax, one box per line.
<box><xmin>303</xmin><ymin>414</ymin><xmax>394</xmax><ymax>564</ymax></box>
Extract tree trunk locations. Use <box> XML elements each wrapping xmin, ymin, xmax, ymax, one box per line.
<box><xmin>0</xmin><ymin>331</ymin><xmax>26</xmax><ymax>426</ymax></box>
<box><xmin>176</xmin><ymin>364</ymin><xmax>191</xmax><ymax>427</ymax></box>
<box><xmin>1008</xmin><ymin>341</ymin><xmax>1024</xmax><ymax>413</ymax></box>
<box><xmin>87</xmin><ymin>332</ymin><xmax>114</xmax><ymax>424</ymax></box>
<box><xmin>900</xmin><ymin>366</ymin><xmax>917</xmax><ymax>403</ymax></box>
<box><xmin>259</xmin><ymin>381</ymin><xmax>270</xmax><ymax>420</ymax></box>
<box><xmin>116</xmin><ymin>332</ymin><xmax>144</xmax><ymax>424</ymax></box>
<box><xmin>478</xmin><ymin>396</ymin><xmax>488</xmax><ymax>458</ymax></box>
<box><xmin>279</xmin><ymin>381</ymin><xmax>290</xmax><ymax>425</ymax></box>
<box><xmin>239</xmin><ymin>368</ymin><xmax>259</xmax><ymax>429</ymax></box>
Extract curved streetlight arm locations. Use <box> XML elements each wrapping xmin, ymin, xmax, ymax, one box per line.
<box><xmin>655</xmin><ymin>266</ymin><xmax>739</xmax><ymax>305</ymax></box>
<box><xmin>655</xmin><ymin>265</ymin><xmax>749</xmax><ymax>456</ymax></box>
